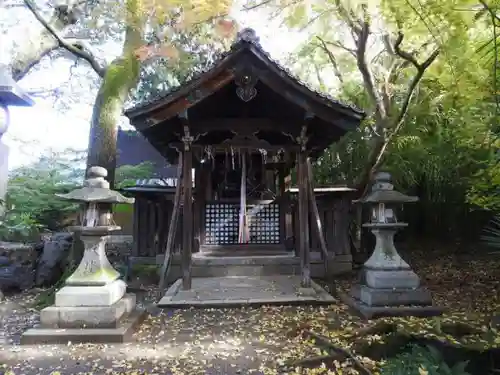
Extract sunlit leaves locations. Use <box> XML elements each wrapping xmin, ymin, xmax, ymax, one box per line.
<box><xmin>215</xmin><ymin>18</ymin><xmax>237</xmax><ymax>37</ymax></box>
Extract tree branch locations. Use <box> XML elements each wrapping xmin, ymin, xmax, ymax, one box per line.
<box><xmin>323</xmin><ymin>39</ymin><xmax>356</xmax><ymax>56</ymax></box>
<box><xmin>355</xmin><ymin>21</ymin><xmax>387</xmax><ymax>123</ymax></box>
<box><xmin>357</xmin><ymin>36</ymin><xmax>439</xmax><ymax>196</ymax></box>
<box><xmin>393</xmin><ymin>32</ymin><xmax>440</xmax><ymax>125</ymax></box>
<box><xmin>333</xmin><ymin>0</ymin><xmax>362</xmax><ymax>37</ymax></box>
<box><xmin>316</xmin><ymin>36</ymin><xmax>345</xmax><ymax>84</ymax></box>
<box><xmin>23</xmin><ymin>0</ymin><xmax>107</xmax><ymax>78</ymax></box>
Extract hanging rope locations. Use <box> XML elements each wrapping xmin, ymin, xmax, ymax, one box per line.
<box><xmin>238</xmin><ymin>150</ymin><xmax>250</xmax><ymax>243</ymax></box>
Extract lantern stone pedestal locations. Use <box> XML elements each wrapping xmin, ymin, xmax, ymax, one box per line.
<box><xmin>21</xmin><ymin>167</ymin><xmax>144</xmax><ymax>344</ymax></box>
<box><xmin>340</xmin><ymin>172</ymin><xmax>443</xmax><ymax>319</ymax></box>
<box><xmin>21</xmin><ymin>227</ymin><xmax>145</xmax><ymax>344</ymax></box>
<box><xmin>341</xmin><ymin>223</ymin><xmax>443</xmax><ymax>319</ymax></box>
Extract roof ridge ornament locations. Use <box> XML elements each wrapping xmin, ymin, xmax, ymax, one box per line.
<box><xmin>236</xmin><ymin>28</ymin><xmax>261</xmax><ymax>45</ymax></box>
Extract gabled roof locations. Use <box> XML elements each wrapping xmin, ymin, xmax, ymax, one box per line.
<box><xmin>124</xmin><ymin>28</ymin><xmax>364</xmax><ymax>123</ymax></box>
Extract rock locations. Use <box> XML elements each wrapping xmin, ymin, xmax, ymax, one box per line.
<box><xmin>35</xmin><ymin>232</ymin><xmax>73</xmax><ymax>287</ymax></box>
<box><xmin>0</xmin><ymin>242</ymin><xmax>37</xmax><ymax>291</ymax></box>
<box><xmin>0</xmin><ymin>262</ymin><xmax>35</xmax><ymax>290</ymax></box>
<box><xmin>0</xmin><ymin>241</ymin><xmax>36</xmax><ymax>264</ymax></box>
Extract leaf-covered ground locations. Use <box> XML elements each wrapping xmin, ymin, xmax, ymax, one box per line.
<box><xmin>0</xmin><ymin>245</ymin><xmax>499</xmax><ymax>375</ymax></box>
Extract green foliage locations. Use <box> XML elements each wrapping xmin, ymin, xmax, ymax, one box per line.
<box><xmin>114</xmin><ymin>161</ymin><xmax>155</xmax><ymax>189</ymax></box>
<box><xmin>0</xmin><ymin>149</ymin><xmax>154</xmax><ymax>241</ymax></box>
<box><xmin>267</xmin><ymin>0</ymin><xmax>500</xmax><ymax>239</ymax></box>
<box><xmin>131</xmin><ymin>23</ymin><xmax>227</xmax><ymax>103</ymax></box>
<box><xmin>102</xmin><ymin>55</ymin><xmax>141</xmax><ymax>101</ymax></box>
<box><xmin>381</xmin><ymin>344</ymin><xmax>470</xmax><ymax>375</ymax></box>
<box><xmin>0</xmin><ymin>212</ymin><xmax>44</xmax><ymax>243</ymax></box>
<box><xmin>0</xmin><ymin>150</ymin><xmax>84</xmax><ymax>241</ymax></box>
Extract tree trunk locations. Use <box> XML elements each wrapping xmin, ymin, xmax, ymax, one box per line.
<box><xmin>85</xmin><ymin>2</ymin><xmax>144</xmax><ymax>186</ymax></box>
<box><xmin>11</xmin><ymin>0</ymin><xmax>82</xmax><ymax>81</ymax></box>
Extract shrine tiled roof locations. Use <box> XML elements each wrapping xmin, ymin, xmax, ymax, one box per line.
<box><xmin>124</xmin><ymin>28</ymin><xmax>364</xmax><ymax>119</ymax></box>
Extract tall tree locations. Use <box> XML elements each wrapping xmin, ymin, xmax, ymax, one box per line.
<box><xmin>267</xmin><ymin>0</ymin><xmax>481</xmax><ymax>194</ymax></box>
<box><xmin>9</xmin><ymin>0</ymin><xmax>236</xmax><ymax>186</ymax></box>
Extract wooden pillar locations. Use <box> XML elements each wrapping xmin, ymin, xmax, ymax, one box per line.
<box><xmin>182</xmin><ymin>147</ymin><xmax>193</xmax><ymax>290</ymax></box>
<box><xmin>297</xmin><ymin>151</ymin><xmax>311</xmax><ymax>287</ymax></box>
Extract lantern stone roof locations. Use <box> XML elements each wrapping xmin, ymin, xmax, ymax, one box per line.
<box><xmin>124</xmin><ymin>28</ymin><xmax>365</xmax><ymax>161</ymax></box>
<box><xmin>57</xmin><ymin>166</ymin><xmax>134</xmax><ymax>204</ymax></box>
<box><xmin>354</xmin><ymin>172</ymin><xmax>419</xmax><ymax>204</ymax></box>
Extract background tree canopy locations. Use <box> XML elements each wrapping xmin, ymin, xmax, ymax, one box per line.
<box><xmin>2</xmin><ymin>0</ymin><xmax>500</xmax><ymax>244</ymax></box>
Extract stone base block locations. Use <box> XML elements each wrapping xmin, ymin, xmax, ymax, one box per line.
<box><xmin>41</xmin><ymin>294</ymin><xmax>136</xmax><ymax>329</ymax></box>
<box><xmin>362</xmin><ymin>268</ymin><xmax>420</xmax><ymax>289</ymax></box>
<box><xmin>21</xmin><ymin>308</ymin><xmax>145</xmax><ymax>345</ymax></box>
<box><xmin>350</xmin><ymin>284</ymin><xmax>433</xmax><ymax>307</ymax></box>
<box><xmin>55</xmin><ymin>279</ymin><xmax>126</xmax><ymax>307</ymax></box>
<box><xmin>339</xmin><ymin>292</ymin><xmax>444</xmax><ymax>319</ymax></box>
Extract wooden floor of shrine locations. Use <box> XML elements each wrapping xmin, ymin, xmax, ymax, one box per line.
<box><xmin>157</xmin><ymin>275</ymin><xmax>335</xmax><ymax>308</ymax></box>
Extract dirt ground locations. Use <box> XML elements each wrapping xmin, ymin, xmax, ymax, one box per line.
<box><xmin>0</xmin><ymin>244</ymin><xmax>499</xmax><ymax>375</ymax></box>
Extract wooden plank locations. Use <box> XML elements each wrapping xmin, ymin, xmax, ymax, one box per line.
<box><xmin>293</xmin><ymin>199</ymin><xmax>299</xmax><ymax>256</ymax></box>
<box><xmin>297</xmin><ymin>151</ymin><xmax>311</xmax><ymax>287</ymax></box>
<box><xmin>278</xmin><ymin>169</ymin><xmax>286</xmax><ymax>244</ymax></box>
<box><xmin>148</xmin><ymin>199</ymin><xmax>157</xmax><ymax>257</ymax></box>
<box><xmin>193</xmin><ymin>166</ymin><xmax>202</xmax><ymax>253</ymax></box>
<box><xmin>132</xmin><ymin>199</ymin><xmax>140</xmax><ymax>257</ymax></box>
<box><xmin>306</xmin><ymin>157</ymin><xmax>330</xmax><ymax>261</ymax></box>
<box><xmin>138</xmin><ymin>197</ymin><xmax>149</xmax><ymax>256</ymax></box>
<box><xmin>158</xmin><ymin>154</ymin><xmax>184</xmax><ymax>291</ymax></box>
<box><xmin>149</xmin><ymin>72</ymin><xmax>235</xmax><ymax>124</ymax></box>
<box><xmin>182</xmin><ymin>148</ymin><xmax>193</xmax><ymax>290</ymax></box>
<box><xmin>325</xmin><ymin>200</ymin><xmax>335</xmax><ymax>253</ymax></box>
<box><xmin>190</xmin><ymin>118</ymin><xmax>297</xmax><ymax>132</ymax></box>
<box><xmin>156</xmin><ymin>197</ymin><xmax>167</xmax><ymax>256</ymax></box>
<box><xmin>336</xmin><ymin>197</ymin><xmax>351</xmax><ymax>255</ymax></box>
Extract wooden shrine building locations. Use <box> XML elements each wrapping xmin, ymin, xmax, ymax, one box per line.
<box><xmin>124</xmin><ymin>28</ymin><xmax>364</xmax><ymax>289</ymax></box>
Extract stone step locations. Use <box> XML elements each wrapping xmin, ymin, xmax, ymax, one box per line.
<box><xmin>154</xmin><ymin>253</ymin><xmax>353</xmax><ymax>282</ymax></box>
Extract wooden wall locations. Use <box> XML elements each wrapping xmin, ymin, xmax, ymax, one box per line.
<box><xmin>129</xmin><ymin>190</ymin><xmax>354</xmax><ymax>258</ymax></box>
<box><xmin>291</xmin><ymin>192</ymin><xmax>353</xmax><ymax>256</ymax></box>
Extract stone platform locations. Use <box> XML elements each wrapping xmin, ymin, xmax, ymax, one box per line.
<box><xmin>157</xmin><ymin>275</ymin><xmax>335</xmax><ymax>308</ymax></box>
<box><xmin>21</xmin><ymin>309</ymin><xmax>145</xmax><ymax>345</ymax></box>
<box><xmin>21</xmin><ymin>293</ymin><xmax>146</xmax><ymax>345</ymax></box>
<box><xmin>339</xmin><ymin>291</ymin><xmax>444</xmax><ymax>319</ymax></box>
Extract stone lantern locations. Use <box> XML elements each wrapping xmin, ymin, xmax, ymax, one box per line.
<box><xmin>22</xmin><ymin>167</ymin><xmax>144</xmax><ymax>344</ymax></box>
<box><xmin>0</xmin><ymin>64</ymin><xmax>34</xmax><ymax>216</ymax></box>
<box><xmin>343</xmin><ymin>172</ymin><xmax>442</xmax><ymax>318</ymax></box>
